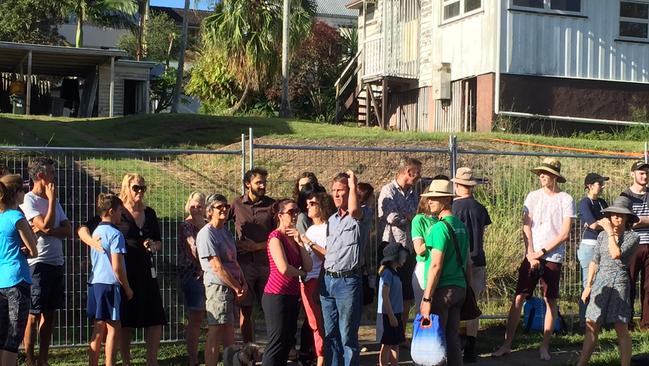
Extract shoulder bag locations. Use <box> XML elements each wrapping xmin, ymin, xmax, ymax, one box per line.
<box><xmin>440</xmin><ymin>220</ymin><xmax>482</xmax><ymax>321</ymax></box>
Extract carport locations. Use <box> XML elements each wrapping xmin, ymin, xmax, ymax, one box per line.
<box><xmin>0</xmin><ymin>41</ymin><xmax>154</xmax><ymax>117</ymax></box>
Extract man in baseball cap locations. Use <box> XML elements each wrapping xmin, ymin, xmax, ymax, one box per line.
<box><xmin>621</xmin><ymin>160</ymin><xmax>649</xmax><ymax>329</ymax></box>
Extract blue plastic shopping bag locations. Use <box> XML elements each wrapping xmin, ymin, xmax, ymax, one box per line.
<box><xmin>410</xmin><ymin>313</ymin><xmax>446</xmax><ymax>366</ymax></box>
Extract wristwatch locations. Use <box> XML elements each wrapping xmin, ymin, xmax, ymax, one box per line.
<box><xmin>422</xmin><ymin>297</ymin><xmax>432</xmax><ymax>303</ymax></box>
<box><xmin>541</xmin><ymin>248</ymin><xmax>548</xmax><ymax>255</ymax></box>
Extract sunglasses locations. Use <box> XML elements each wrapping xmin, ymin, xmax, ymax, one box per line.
<box><xmin>212</xmin><ymin>204</ymin><xmax>231</xmax><ymax>211</ymax></box>
<box><xmin>282</xmin><ymin>208</ymin><xmax>300</xmax><ymax>216</ymax></box>
<box><xmin>131</xmin><ymin>185</ymin><xmax>147</xmax><ymax>193</ymax></box>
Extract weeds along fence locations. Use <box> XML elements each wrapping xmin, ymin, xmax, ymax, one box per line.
<box><xmin>0</xmin><ymin>134</ymin><xmax>644</xmax><ymax>346</ymax></box>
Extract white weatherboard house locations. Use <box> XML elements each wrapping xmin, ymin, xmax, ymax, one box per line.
<box><xmin>337</xmin><ymin>0</ymin><xmax>649</xmax><ymax>132</ymax></box>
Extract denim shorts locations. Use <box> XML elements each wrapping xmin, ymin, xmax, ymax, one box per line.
<box><xmin>30</xmin><ymin>263</ymin><xmax>65</xmax><ymax>314</ymax></box>
<box><xmin>0</xmin><ymin>281</ymin><xmax>31</xmax><ymax>353</ymax></box>
<box><xmin>182</xmin><ymin>277</ymin><xmax>206</xmax><ymax>311</ymax></box>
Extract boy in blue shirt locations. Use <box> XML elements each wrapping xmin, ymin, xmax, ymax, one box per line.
<box><xmin>87</xmin><ymin>193</ymin><xmax>133</xmax><ymax>366</ymax></box>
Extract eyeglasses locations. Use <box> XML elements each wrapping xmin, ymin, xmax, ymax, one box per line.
<box><xmin>307</xmin><ymin>201</ymin><xmax>320</xmax><ymax>208</ymax></box>
<box><xmin>211</xmin><ymin>204</ymin><xmax>231</xmax><ymax>211</ymax></box>
<box><xmin>282</xmin><ymin>208</ymin><xmax>300</xmax><ymax>216</ymax></box>
<box><xmin>131</xmin><ymin>185</ymin><xmax>147</xmax><ymax>193</ymax></box>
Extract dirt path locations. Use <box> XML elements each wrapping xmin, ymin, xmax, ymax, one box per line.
<box><xmin>260</xmin><ymin>324</ymin><xmax>579</xmax><ymax>366</ymax></box>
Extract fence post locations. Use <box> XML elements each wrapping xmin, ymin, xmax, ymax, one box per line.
<box><xmin>241</xmin><ymin>133</ymin><xmax>246</xmax><ymax>195</ymax></box>
<box><xmin>449</xmin><ymin>134</ymin><xmax>457</xmax><ymax>185</ymax></box>
<box><xmin>249</xmin><ymin>127</ymin><xmax>254</xmax><ymax>170</ymax></box>
<box><xmin>645</xmin><ymin>141</ymin><xmax>648</xmax><ymax>163</ymax></box>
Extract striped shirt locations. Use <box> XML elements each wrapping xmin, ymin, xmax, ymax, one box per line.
<box><xmin>622</xmin><ymin>188</ymin><xmax>649</xmax><ymax>245</ymax></box>
<box><xmin>264</xmin><ymin>230</ymin><xmax>302</xmax><ymax>296</ymax></box>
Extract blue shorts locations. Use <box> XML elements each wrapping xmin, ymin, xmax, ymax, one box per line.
<box><xmin>182</xmin><ymin>277</ymin><xmax>206</xmax><ymax>311</ymax></box>
<box><xmin>87</xmin><ymin>284</ymin><xmax>121</xmax><ymax>321</ymax></box>
<box><xmin>30</xmin><ymin>263</ymin><xmax>65</xmax><ymax>314</ymax></box>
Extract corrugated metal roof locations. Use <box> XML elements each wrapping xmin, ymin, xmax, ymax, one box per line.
<box><xmin>316</xmin><ymin>0</ymin><xmax>356</xmax><ymax>17</ymax></box>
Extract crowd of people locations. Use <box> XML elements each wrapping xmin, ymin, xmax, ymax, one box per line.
<box><xmin>0</xmin><ymin>156</ymin><xmax>648</xmax><ymax>366</ymax></box>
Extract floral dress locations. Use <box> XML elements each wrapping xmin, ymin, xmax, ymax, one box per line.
<box><xmin>178</xmin><ymin>219</ymin><xmax>202</xmax><ymax>283</ymax></box>
<box><xmin>585</xmin><ymin>230</ymin><xmax>639</xmax><ymax>325</ymax></box>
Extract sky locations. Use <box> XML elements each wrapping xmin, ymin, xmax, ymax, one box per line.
<box><xmin>150</xmin><ymin>0</ymin><xmax>213</xmax><ymax>10</ymax></box>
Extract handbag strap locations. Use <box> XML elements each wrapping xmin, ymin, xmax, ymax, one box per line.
<box><xmin>440</xmin><ymin>219</ymin><xmax>469</xmax><ymax>286</ymax></box>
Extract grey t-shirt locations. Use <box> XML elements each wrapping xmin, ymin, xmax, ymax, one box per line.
<box><xmin>20</xmin><ymin>192</ymin><xmax>68</xmax><ymax>266</ymax></box>
<box><xmin>197</xmin><ymin>224</ymin><xmax>241</xmax><ymax>287</ymax></box>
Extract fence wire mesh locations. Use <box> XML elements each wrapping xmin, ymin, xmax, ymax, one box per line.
<box><xmin>0</xmin><ymin>146</ymin><xmax>242</xmax><ymax>346</ymax></box>
<box><xmin>0</xmin><ymin>136</ymin><xmax>645</xmax><ymax>346</ymax></box>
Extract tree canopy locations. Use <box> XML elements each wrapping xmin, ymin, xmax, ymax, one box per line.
<box><xmin>196</xmin><ymin>0</ymin><xmax>315</xmax><ymax>113</ymax></box>
<box><xmin>0</xmin><ymin>0</ymin><xmax>65</xmax><ymax>44</ymax></box>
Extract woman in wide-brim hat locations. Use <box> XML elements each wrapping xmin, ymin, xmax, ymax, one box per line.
<box><xmin>578</xmin><ymin>196</ymin><xmax>639</xmax><ymax>366</ymax></box>
<box><xmin>530</xmin><ymin>157</ymin><xmax>567</xmax><ymax>183</ymax></box>
<box><xmin>419</xmin><ymin>179</ymin><xmax>469</xmax><ymax>366</ymax></box>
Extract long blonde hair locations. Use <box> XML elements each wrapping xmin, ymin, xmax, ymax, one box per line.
<box><xmin>119</xmin><ymin>173</ymin><xmax>146</xmax><ymax>209</ymax></box>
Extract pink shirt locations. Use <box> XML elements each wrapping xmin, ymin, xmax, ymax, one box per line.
<box><xmin>264</xmin><ymin>230</ymin><xmax>302</xmax><ymax>296</ymax></box>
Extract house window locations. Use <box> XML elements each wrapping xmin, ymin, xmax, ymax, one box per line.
<box><xmin>620</xmin><ymin>1</ymin><xmax>649</xmax><ymax>39</ymax></box>
<box><xmin>442</xmin><ymin>0</ymin><xmax>483</xmax><ymax>22</ymax></box>
<box><xmin>512</xmin><ymin>0</ymin><xmax>581</xmax><ymax>12</ymax></box>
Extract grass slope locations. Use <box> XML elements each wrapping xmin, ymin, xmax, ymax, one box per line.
<box><xmin>1</xmin><ymin>113</ymin><xmax>647</xmax><ymax>153</ymax></box>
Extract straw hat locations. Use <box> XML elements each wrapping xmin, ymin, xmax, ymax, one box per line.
<box><xmin>531</xmin><ymin>158</ymin><xmax>566</xmax><ymax>183</ymax></box>
<box><xmin>602</xmin><ymin>196</ymin><xmax>639</xmax><ymax>223</ymax></box>
<box><xmin>421</xmin><ymin>179</ymin><xmax>456</xmax><ymax>198</ymax></box>
<box><xmin>452</xmin><ymin>167</ymin><xmax>479</xmax><ymax>186</ymax></box>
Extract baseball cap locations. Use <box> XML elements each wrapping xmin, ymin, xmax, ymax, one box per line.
<box><xmin>631</xmin><ymin>160</ymin><xmax>649</xmax><ymax>172</ymax></box>
<box><xmin>584</xmin><ymin>173</ymin><xmax>609</xmax><ymax>187</ymax></box>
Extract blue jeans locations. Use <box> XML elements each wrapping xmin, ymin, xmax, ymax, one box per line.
<box><xmin>577</xmin><ymin>243</ymin><xmax>596</xmax><ymax>324</ymax></box>
<box><xmin>320</xmin><ymin>274</ymin><xmax>362</xmax><ymax>366</ymax></box>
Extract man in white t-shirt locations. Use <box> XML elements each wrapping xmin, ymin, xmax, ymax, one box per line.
<box><xmin>20</xmin><ymin>157</ymin><xmax>72</xmax><ymax>366</ymax></box>
<box><xmin>493</xmin><ymin>158</ymin><xmax>574</xmax><ymax>361</ymax></box>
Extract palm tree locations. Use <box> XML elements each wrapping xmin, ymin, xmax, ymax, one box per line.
<box><xmin>65</xmin><ymin>0</ymin><xmax>138</xmax><ymax>48</ymax></box>
<box><xmin>171</xmin><ymin>0</ymin><xmax>189</xmax><ymax>113</ymax></box>
<box><xmin>135</xmin><ymin>0</ymin><xmax>149</xmax><ymax>60</ymax></box>
<box><xmin>203</xmin><ymin>0</ymin><xmax>315</xmax><ymax>114</ymax></box>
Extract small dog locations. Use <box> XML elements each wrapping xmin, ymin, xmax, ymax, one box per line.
<box><xmin>222</xmin><ymin>343</ymin><xmax>261</xmax><ymax>366</ymax></box>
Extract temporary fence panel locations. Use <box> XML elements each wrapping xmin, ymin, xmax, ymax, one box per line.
<box><xmin>456</xmin><ymin>148</ymin><xmax>637</xmax><ymax>316</ymax></box>
<box><xmin>0</xmin><ymin>146</ymin><xmax>243</xmax><ymax>346</ymax></box>
<box><xmin>251</xmin><ymin>143</ymin><xmax>451</xmax><ymax>283</ymax></box>
<box><xmin>2</xmin><ymin>135</ymin><xmax>646</xmax><ymax>347</ymax></box>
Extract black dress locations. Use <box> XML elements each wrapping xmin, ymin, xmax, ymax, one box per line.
<box><xmin>86</xmin><ymin>207</ymin><xmax>167</xmax><ymax>328</ymax></box>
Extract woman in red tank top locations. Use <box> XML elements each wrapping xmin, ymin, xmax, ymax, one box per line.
<box><xmin>261</xmin><ymin>199</ymin><xmax>313</xmax><ymax>366</ymax></box>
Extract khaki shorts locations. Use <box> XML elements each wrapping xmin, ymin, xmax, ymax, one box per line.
<box><xmin>205</xmin><ymin>284</ymin><xmax>236</xmax><ymax>325</ymax></box>
<box><xmin>470</xmin><ymin>266</ymin><xmax>487</xmax><ymax>295</ymax></box>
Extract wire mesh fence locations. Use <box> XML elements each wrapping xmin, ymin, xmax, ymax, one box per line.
<box><xmin>0</xmin><ymin>146</ymin><xmax>243</xmax><ymax>346</ymax></box>
<box><xmin>0</xmin><ymin>134</ymin><xmax>645</xmax><ymax>346</ymax></box>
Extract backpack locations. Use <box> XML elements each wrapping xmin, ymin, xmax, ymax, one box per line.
<box><xmin>522</xmin><ymin>297</ymin><xmax>566</xmax><ymax>334</ymax></box>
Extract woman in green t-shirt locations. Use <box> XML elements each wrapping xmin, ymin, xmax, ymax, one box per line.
<box><xmin>411</xmin><ymin>195</ymin><xmax>438</xmax><ymax>307</ymax></box>
<box><xmin>419</xmin><ymin>179</ymin><xmax>470</xmax><ymax>366</ymax></box>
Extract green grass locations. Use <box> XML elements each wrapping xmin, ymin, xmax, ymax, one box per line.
<box><xmin>2</xmin><ymin>113</ymin><xmax>648</xmax><ymax>153</ymax></box>
<box><xmin>39</xmin><ymin>322</ymin><xmax>649</xmax><ymax>365</ymax></box>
